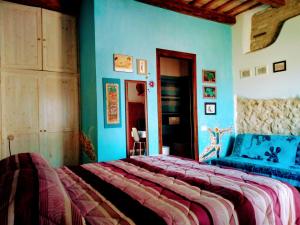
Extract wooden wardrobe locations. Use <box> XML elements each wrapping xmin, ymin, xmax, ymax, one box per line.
<box><xmin>0</xmin><ymin>1</ymin><xmax>79</xmax><ymax>167</ymax></box>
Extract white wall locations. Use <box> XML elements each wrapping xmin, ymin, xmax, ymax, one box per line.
<box><xmin>233</xmin><ymin>12</ymin><xmax>300</xmax><ymax>99</ymax></box>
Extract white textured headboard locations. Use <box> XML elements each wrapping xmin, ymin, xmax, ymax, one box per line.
<box><xmin>236</xmin><ymin>97</ymin><xmax>300</xmax><ymax>135</ymax></box>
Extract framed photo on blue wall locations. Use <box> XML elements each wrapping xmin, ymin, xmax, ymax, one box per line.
<box><xmin>103</xmin><ymin>78</ymin><xmax>122</xmax><ymax>128</ymax></box>
<box><xmin>204</xmin><ymin>102</ymin><xmax>216</xmax><ymax>115</ymax></box>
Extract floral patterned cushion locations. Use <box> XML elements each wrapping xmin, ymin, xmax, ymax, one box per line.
<box><xmin>232</xmin><ymin>134</ymin><xmax>300</xmax><ymax>166</ymax></box>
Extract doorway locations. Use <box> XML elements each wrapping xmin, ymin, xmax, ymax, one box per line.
<box><xmin>125</xmin><ymin>80</ymin><xmax>148</xmax><ymax>157</ymax></box>
<box><xmin>156</xmin><ymin>49</ymin><xmax>198</xmax><ymax>160</ymax></box>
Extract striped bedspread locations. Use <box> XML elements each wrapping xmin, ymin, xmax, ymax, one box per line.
<box><xmin>0</xmin><ymin>153</ymin><xmax>84</xmax><ymax>225</ymax></box>
<box><xmin>57</xmin><ymin>156</ymin><xmax>300</xmax><ymax>225</ymax></box>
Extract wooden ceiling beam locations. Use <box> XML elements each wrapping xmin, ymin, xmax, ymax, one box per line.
<box><xmin>189</xmin><ymin>0</ymin><xmax>211</xmax><ymax>7</ymax></box>
<box><xmin>255</xmin><ymin>0</ymin><xmax>285</xmax><ymax>7</ymax></box>
<box><xmin>214</xmin><ymin>0</ymin><xmax>237</xmax><ymax>12</ymax></box>
<box><xmin>233</xmin><ymin>2</ymin><xmax>262</xmax><ymax>15</ymax></box>
<box><xmin>198</xmin><ymin>0</ymin><xmax>219</xmax><ymax>9</ymax></box>
<box><xmin>189</xmin><ymin>0</ymin><xmax>205</xmax><ymax>5</ymax></box>
<box><xmin>204</xmin><ymin>0</ymin><xmax>231</xmax><ymax>10</ymax></box>
<box><xmin>136</xmin><ymin>0</ymin><xmax>236</xmax><ymax>24</ymax></box>
<box><xmin>226</xmin><ymin>1</ymin><xmax>261</xmax><ymax>16</ymax></box>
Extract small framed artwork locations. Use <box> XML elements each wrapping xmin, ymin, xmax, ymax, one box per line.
<box><xmin>203</xmin><ymin>86</ymin><xmax>217</xmax><ymax>99</ymax></box>
<box><xmin>202</xmin><ymin>70</ymin><xmax>216</xmax><ymax>83</ymax></box>
<box><xmin>240</xmin><ymin>69</ymin><xmax>252</xmax><ymax>79</ymax></box>
<box><xmin>137</xmin><ymin>59</ymin><xmax>148</xmax><ymax>75</ymax></box>
<box><xmin>113</xmin><ymin>54</ymin><xmax>133</xmax><ymax>72</ymax></box>
<box><xmin>103</xmin><ymin>78</ymin><xmax>121</xmax><ymax>128</ymax></box>
<box><xmin>255</xmin><ymin>65</ymin><xmax>268</xmax><ymax>76</ymax></box>
<box><xmin>204</xmin><ymin>102</ymin><xmax>216</xmax><ymax>115</ymax></box>
<box><xmin>273</xmin><ymin>60</ymin><xmax>286</xmax><ymax>73</ymax></box>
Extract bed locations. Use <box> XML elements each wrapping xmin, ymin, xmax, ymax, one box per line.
<box><xmin>1</xmin><ymin>153</ymin><xmax>300</xmax><ymax>225</ymax></box>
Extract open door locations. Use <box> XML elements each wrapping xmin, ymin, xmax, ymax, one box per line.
<box><xmin>125</xmin><ymin>80</ymin><xmax>148</xmax><ymax>157</ymax></box>
<box><xmin>156</xmin><ymin>49</ymin><xmax>199</xmax><ymax>160</ymax></box>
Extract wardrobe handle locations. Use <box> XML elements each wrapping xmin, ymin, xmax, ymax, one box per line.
<box><xmin>44</xmin><ymin>130</ymin><xmax>46</xmax><ymax>132</ymax></box>
<box><xmin>40</xmin><ymin>130</ymin><xmax>43</xmax><ymax>132</ymax></box>
<box><xmin>37</xmin><ymin>38</ymin><xmax>41</xmax><ymax>41</ymax></box>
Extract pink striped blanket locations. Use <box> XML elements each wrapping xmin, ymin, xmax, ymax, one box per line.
<box><xmin>57</xmin><ymin>156</ymin><xmax>300</xmax><ymax>225</ymax></box>
<box><xmin>1</xmin><ymin>153</ymin><xmax>299</xmax><ymax>225</ymax></box>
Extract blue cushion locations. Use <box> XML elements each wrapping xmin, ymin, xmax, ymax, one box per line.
<box><xmin>296</xmin><ymin>142</ymin><xmax>300</xmax><ymax>165</ymax></box>
<box><xmin>232</xmin><ymin>134</ymin><xmax>300</xmax><ymax>167</ymax></box>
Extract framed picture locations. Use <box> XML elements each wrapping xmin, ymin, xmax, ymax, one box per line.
<box><xmin>273</xmin><ymin>60</ymin><xmax>286</xmax><ymax>73</ymax></box>
<box><xmin>204</xmin><ymin>102</ymin><xmax>216</xmax><ymax>115</ymax></box>
<box><xmin>103</xmin><ymin>78</ymin><xmax>121</xmax><ymax>128</ymax></box>
<box><xmin>203</xmin><ymin>86</ymin><xmax>217</xmax><ymax>99</ymax></box>
<box><xmin>137</xmin><ymin>59</ymin><xmax>148</xmax><ymax>75</ymax></box>
<box><xmin>113</xmin><ymin>54</ymin><xmax>133</xmax><ymax>72</ymax></box>
<box><xmin>240</xmin><ymin>69</ymin><xmax>252</xmax><ymax>79</ymax></box>
<box><xmin>255</xmin><ymin>65</ymin><xmax>268</xmax><ymax>76</ymax></box>
<box><xmin>202</xmin><ymin>70</ymin><xmax>216</xmax><ymax>83</ymax></box>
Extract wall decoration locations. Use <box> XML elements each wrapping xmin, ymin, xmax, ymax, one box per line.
<box><xmin>202</xmin><ymin>70</ymin><xmax>216</xmax><ymax>83</ymax></box>
<box><xmin>273</xmin><ymin>60</ymin><xmax>286</xmax><ymax>73</ymax></box>
<box><xmin>240</xmin><ymin>69</ymin><xmax>252</xmax><ymax>78</ymax></box>
<box><xmin>255</xmin><ymin>65</ymin><xmax>268</xmax><ymax>76</ymax></box>
<box><xmin>250</xmin><ymin>0</ymin><xmax>300</xmax><ymax>52</ymax></box>
<box><xmin>204</xmin><ymin>102</ymin><xmax>216</xmax><ymax>115</ymax></box>
<box><xmin>203</xmin><ymin>86</ymin><xmax>217</xmax><ymax>99</ymax></box>
<box><xmin>236</xmin><ymin>97</ymin><xmax>300</xmax><ymax>135</ymax></box>
<box><xmin>79</xmin><ymin>132</ymin><xmax>96</xmax><ymax>161</ymax></box>
<box><xmin>199</xmin><ymin>127</ymin><xmax>232</xmax><ymax>161</ymax></box>
<box><xmin>137</xmin><ymin>59</ymin><xmax>148</xmax><ymax>75</ymax></box>
<box><xmin>103</xmin><ymin>78</ymin><xmax>121</xmax><ymax>128</ymax></box>
<box><xmin>113</xmin><ymin>54</ymin><xmax>133</xmax><ymax>72</ymax></box>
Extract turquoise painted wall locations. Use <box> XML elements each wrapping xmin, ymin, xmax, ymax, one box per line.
<box><xmin>80</xmin><ymin>0</ymin><xmax>234</xmax><ymax>162</ymax></box>
<box><xmin>79</xmin><ymin>0</ymin><xmax>98</xmax><ymax>162</ymax></box>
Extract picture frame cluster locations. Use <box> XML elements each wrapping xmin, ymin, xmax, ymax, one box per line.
<box><xmin>202</xmin><ymin>70</ymin><xmax>217</xmax><ymax>115</ymax></box>
<box><xmin>113</xmin><ymin>53</ymin><xmax>148</xmax><ymax>76</ymax></box>
<box><xmin>240</xmin><ymin>60</ymin><xmax>286</xmax><ymax>79</ymax></box>
<box><xmin>104</xmin><ymin>53</ymin><xmax>149</xmax><ymax>129</ymax></box>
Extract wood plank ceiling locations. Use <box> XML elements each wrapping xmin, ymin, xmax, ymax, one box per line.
<box><xmin>136</xmin><ymin>0</ymin><xmax>286</xmax><ymax>24</ymax></box>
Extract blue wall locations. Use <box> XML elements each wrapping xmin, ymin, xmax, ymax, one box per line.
<box><xmin>79</xmin><ymin>0</ymin><xmax>98</xmax><ymax>162</ymax></box>
<box><xmin>80</xmin><ymin>0</ymin><xmax>234</xmax><ymax>162</ymax></box>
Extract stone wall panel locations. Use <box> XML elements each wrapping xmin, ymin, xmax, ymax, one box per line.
<box><xmin>237</xmin><ymin>97</ymin><xmax>300</xmax><ymax>135</ymax></box>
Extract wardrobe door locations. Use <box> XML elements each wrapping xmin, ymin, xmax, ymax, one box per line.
<box><xmin>0</xmin><ymin>2</ymin><xmax>42</xmax><ymax>70</ymax></box>
<box><xmin>41</xmin><ymin>75</ymin><xmax>79</xmax><ymax>167</ymax></box>
<box><xmin>1</xmin><ymin>72</ymin><xmax>41</xmax><ymax>158</ymax></box>
<box><xmin>42</xmin><ymin>9</ymin><xmax>77</xmax><ymax>73</ymax></box>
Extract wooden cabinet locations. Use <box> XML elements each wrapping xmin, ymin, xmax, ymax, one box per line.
<box><xmin>0</xmin><ymin>1</ymin><xmax>80</xmax><ymax>166</ymax></box>
<box><xmin>41</xmin><ymin>76</ymin><xmax>79</xmax><ymax>166</ymax></box>
<box><xmin>1</xmin><ymin>70</ymin><xmax>79</xmax><ymax>166</ymax></box>
<box><xmin>0</xmin><ymin>2</ymin><xmax>77</xmax><ymax>73</ymax></box>
<box><xmin>0</xmin><ymin>2</ymin><xmax>42</xmax><ymax>70</ymax></box>
<box><xmin>42</xmin><ymin>9</ymin><xmax>77</xmax><ymax>73</ymax></box>
<box><xmin>1</xmin><ymin>72</ymin><xmax>41</xmax><ymax>156</ymax></box>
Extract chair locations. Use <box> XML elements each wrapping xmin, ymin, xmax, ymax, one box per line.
<box><xmin>131</xmin><ymin>127</ymin><xmax>145</xmax><ymax>156</ymax></box>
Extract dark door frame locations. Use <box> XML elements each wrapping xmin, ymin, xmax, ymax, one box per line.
<box><xmin>156</xmin><ymin>48</ymin><xmax>199</xmax><ymax>160</ymax></box>
<box><xmin>125</xmin><ymin>80</ymin><xmax>149</xmax><ymax>158</ymax></box>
